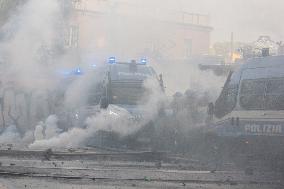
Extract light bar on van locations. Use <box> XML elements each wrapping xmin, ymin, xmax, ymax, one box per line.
<box><xmin>140</xmin><ymin>58</ymin><xmax>147</xmax><ymax>65</ymax></box>
<box><xmin>108</xmin><ymin>57</ymin><xmax>116</xmax><ymax>64</ymax></box>
<box><xmin>57</xmin><ymin>67</ymin><xmax>83</xmax><ymax>77</ymax></box>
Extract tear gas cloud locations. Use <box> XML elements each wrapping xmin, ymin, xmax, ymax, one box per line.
<box><xmin>0</xmin><ymin>0</ymin><xmax>62</xmax><ymax>90</ymax></box>
<box><xmin>0</xmin><ymin>0</ymin><xmax>225</xmax><ymax>149</ymax></box>
<box><xmin>29</xmin><ymin>78</ymin><xmax>166</xmax><ymax>150</ymax></box>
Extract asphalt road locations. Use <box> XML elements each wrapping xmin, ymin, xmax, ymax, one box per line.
<box><xmin>0</xmin><ymin>150</ymin><xmax>282</xmax><ymax>189</ymax></box>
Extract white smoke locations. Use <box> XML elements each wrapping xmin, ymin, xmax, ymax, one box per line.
<box><xmin>29</xmin><ymin>77</ymin><xmax>166</xmax><ymax>150</ymax></box>
<box><xmin>0</xmin><ymin>0</ymin><xmax>226</xmax><ymax>150</ymax></box>
<box><xmin>0</xmin><ymin>0</ymin><xmax>62</xmax><ymax>90</ymax></box>
<box><xmin>34</xmin><ymin>122</ymin><xmax>44</xmax><ymax>141</ymax></box>
<box><xmin>44</xmin><ymin>115</ymin><xmax>62</xmax><ymax>139</ymax></box>
<box><xmin>151</xmin><ymin>60</ymin><xmax>225</xmax><ymax>97</ymax></box>
<box><xmin>0</xmin><ymin>125</ymin><xmax>21</xmax><ymax>144</ymax></box>
<box><xmin>21</xmin><ymin>130</ymin><xmax>34</xmax><ymax>145</ymax></box>
<box><xmin>29</xmin><ymin>109</ymin><xmax>134</xmax><ymax>149</ymax></box>
<box><xmin>0</xmin><ymin>0</ymin><xmax>66</xmax><ymax>133</ymax></box>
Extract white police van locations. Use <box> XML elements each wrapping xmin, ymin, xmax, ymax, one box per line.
<box><xmin>211</xmin><ymin>56</ymin><xmax>284</xmax><ymax>137</ymax></box>
<box><xmin>206</xmin><ymin>55</ymin><xmax>284</xmax><ymax>161</ymax></box>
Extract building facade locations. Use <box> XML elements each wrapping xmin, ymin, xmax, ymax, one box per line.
<box><xmin>66</xmin><ymin>0</ymin><xmax>213</xmax><ymax>62</ymax></box>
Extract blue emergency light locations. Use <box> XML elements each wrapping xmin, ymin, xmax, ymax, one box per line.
<box><xmin>140</xmin><ymin>58</ymin><xmax>147</xmax><ymax>65</ymax></box>
<box><xmin>108</xmin><ymin>57</ymin><xmax>116</xmax><ymax>64</ymax></box>
<box><xmin>74</xmin><ymin>68</ymin><xmax>83</xmax><ymax>75</ymax></box>
<box><xmin>58</xmin><ymin>67</ymin><xmax>83</xmax><ymax>77</ymax></box>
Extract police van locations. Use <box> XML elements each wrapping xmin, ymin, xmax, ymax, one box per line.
<box><xmin>89</xmin><ymin>57</ymin><xmax>165</xmax><ymax>148</ymax></box>
<box><xmin>100</xmin><ymin>57</ymin><xmax>163</xmax><ymax>109</ymax></box>
<box><xmin>207</xmin><ymin>55</ymin><xmax>284</xmax><ymax>156</ymax></box>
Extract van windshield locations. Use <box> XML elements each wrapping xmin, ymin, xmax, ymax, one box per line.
<box><xmin>110</xmin><ymin>81</ymin><xmax>149</xmax><ymax>105</ymax></box>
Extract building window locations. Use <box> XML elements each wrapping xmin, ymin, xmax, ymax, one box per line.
<box><xmin>65</xmin><ymin>25</ymin><xmax>79</xmax><ymax>48</ymax></box>
<box><xmin>185</xmin><ymin>39</ymin><xmax>192</xmax><ymax>58</ymax></box>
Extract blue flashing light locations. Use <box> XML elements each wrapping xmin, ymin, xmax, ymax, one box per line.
<box><xmin>57</xmin><ymin>67</ymin><xmax>84</xmax><ymax>77</ymax></box>
<box><xmin>140</xmin><ymin>58</ymin><xmax>147</xmax><ymax>65</ymax></box>
<box><xmin>74</xmin><ymin>68</ymin><xmax>83</xmax><ymax>75</ymax></box>
<box><xmin>92</xmin><ymin>64</ymin><xmax>97</xmax><ymax>68</ymax></box>
<box><xmin>108</xmin><ymin>57</ymin><xmax>116</xmax><ymax>64</ymax></box>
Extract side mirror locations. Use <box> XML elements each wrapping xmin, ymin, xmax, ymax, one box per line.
<box><xmin>207</xmin><ymin>102</ymin><xmax>214</xmax><ymax>116</ymax></box>
<box><xmin>159</xmin><ymin>74</ymin><xmax>165</xmax><ymax>92</ymax></box>
<box><xmin>206</xmin><ymin>102</ymin><xmax>215</xmax><ymax>124</ymax></box>
<box><xmin>100</xmin><ymin>97</ymin><xmax>108</xmax><ymax>109</ymax></box>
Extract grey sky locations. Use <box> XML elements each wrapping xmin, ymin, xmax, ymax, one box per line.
<box><xmin>178</xmin><ymin>0</ymin><xmax>284</xmax><ymax>43</ymax></box>
<box><xmin>119</xmin><ymin>0</ymin><xmax>283</xmax><ymax>43</ymax></box>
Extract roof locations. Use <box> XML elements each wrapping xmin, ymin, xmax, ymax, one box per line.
<box><xmin>241</xmin><ymin>55</ymin><xmax>284</xmax><ymax>69</ymax></box>
<box><xmin>235</xmin><ymin>56</ymin><xmax>284</xmax><ymax>80</ymax></box>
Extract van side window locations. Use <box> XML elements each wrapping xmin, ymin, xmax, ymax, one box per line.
<box><xmin>214</xmin><ymin>84</ymin><xmax>238</xmax><ymax>118</ymax></box>
<box><xmin>239</xmin><ymin>80</ymin><xmax>265</xmax><ymax>110</ymax></box>
<box><xmin>265</xmin><ymin>79</ymin><xmax>284</xmax><ymax>110</ymax></box>
<box><xmin>240</xmin><ymin>78</ymin><xmax>284</xmax><ymax>110</ymax></box>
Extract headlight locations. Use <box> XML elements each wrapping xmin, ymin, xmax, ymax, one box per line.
<box><xmin>75</xmin><ymin>113</ymin><xmax>79</xmax><ymax>120</ymax></box>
